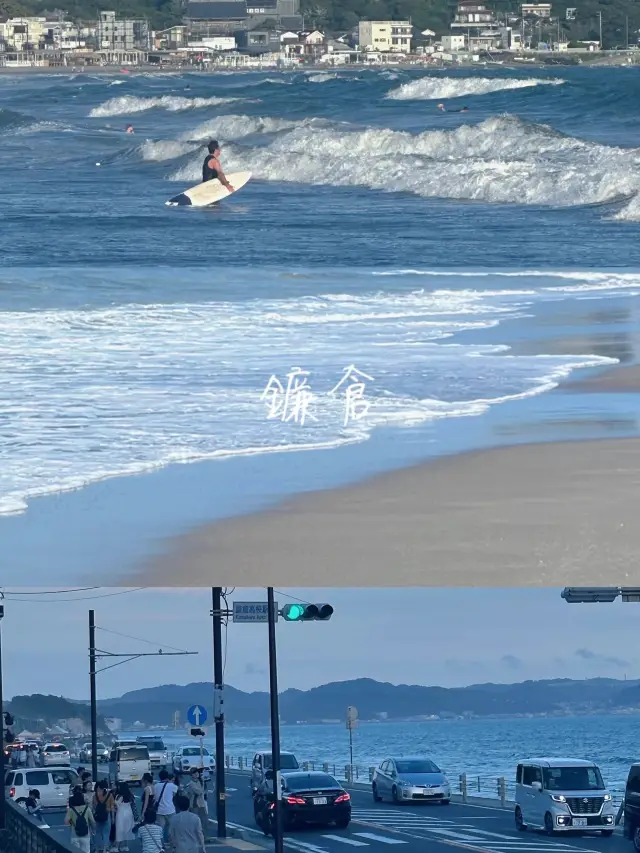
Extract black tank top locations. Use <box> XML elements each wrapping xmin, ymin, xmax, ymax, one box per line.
<box><xmin>202</xmin><ymin>155</ymin><xmax>219</xmax><ymax>183</ymax></box>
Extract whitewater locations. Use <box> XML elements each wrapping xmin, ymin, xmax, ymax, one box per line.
<box><xmin>1</xmin><ymin>64</ymin><xmax>640</xmax><ymax>540</ymax></box>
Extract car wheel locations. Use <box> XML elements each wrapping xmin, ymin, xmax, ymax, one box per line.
<box><xmin>335</xmin><ymin>819</ymin><xmax>350</xmax><ymax>829</ymax></box>
<box><xmin>441</xmin><ymin>800</ymin><xmax>450</xmax><ymax>806</ymax></box>
<box><xmin>392</xmin><ymin>786</ymin><xmax>401</xmax><ymax>804</ymax></box>
<box><xmin>544</xmin><ymin>812</ymin><xmax>555</xmax><ymax>835</ymax></box>
<box><xmin>372</xmin><ymin>783</ymin><xmax>382</xmax><ymax>803</ymax></box>
<box><xmin>602</xmin><ymin>830</ymin><xmax>614</xmax><ymax>837</ymax></box>
<box><xmin>515</xmin><ymin>807</ymin><xmax>527</xmax><ymax>831</ymax></box>
<box><xmin>633</xmin><ymin>826</ymin><xmax>640</xmax><ymax>851</ymax></box>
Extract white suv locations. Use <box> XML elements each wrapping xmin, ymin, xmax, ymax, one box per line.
<box><xmin>5</xmin><ymin>767</ymin><xmax>79</xmax><ymax>810</ymax></box>
<box><xmin>40</xmin><ymin>744</ymin><xmax>71</xmax><ymax>766</ymax></box>
<box><xmin>515</xmin><ymin>758</ymin><xmax>616</xmax><ymax>835</ymax></box>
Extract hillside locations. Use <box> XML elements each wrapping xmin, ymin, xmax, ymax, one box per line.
<box><xmin>8</xmin><ymin>694</ymin><xmax>110</xmax><ymax>733</ymax></box>
<box><xmin>87</xmin><ymin>676</ymin><xmax>640</xmax><ymax>727</ymax></box>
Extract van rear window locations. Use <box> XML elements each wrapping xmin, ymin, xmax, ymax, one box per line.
<box><xmin>117</xmin><ymin>748</ymin><xmax>148</xmax><ymax>761</ymax></box>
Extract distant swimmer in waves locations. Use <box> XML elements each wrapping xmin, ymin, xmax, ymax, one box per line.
<box><xmin>125</xmin><ymin>124</ymin><xmax>134</xmax><ymax>133</ymax></box>
<box><xmin>202</xmin><ymin>139</ymin><xmax>235</xmax><ymax>192</ymax></box>
<box><xmin>437</xmin><ymin>103</ymin><xmax>469</xmax><ymax>113</ymax></box>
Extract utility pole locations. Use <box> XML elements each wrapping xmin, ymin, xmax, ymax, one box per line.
<box><xmin>626</xmin><ymin>15</ymin><xmax>629</xmax><ymax>48</ymax></box>
<box><xmin>89</xmin><ymin>610</ymin><xmax>98</xmax><ymax>782</ymax></box>
<box><xmin>211</xmin><ymin>588</ymin><xmax>226</xmax><ymax>838</ymax></box>
<box><xmin>598</xmin><ymin>10</ymin><xmax>603</xmax><ymax>49</ymax></box>
<box><xmin>267</xmin><ymin>588</ymin><xmax>283</xmax><ymax>853</ymax></box>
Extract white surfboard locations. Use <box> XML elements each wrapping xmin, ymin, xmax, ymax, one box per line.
<box><xmin>166</xmin><ymin>171</ymin><xmax>251</xmax><ymax>207</ymax></box>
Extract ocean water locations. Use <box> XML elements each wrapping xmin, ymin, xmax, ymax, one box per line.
<box><xmin>2</xmin><ymin>66</ymin><xmax>640</xmax><ymax>573</ymax></box>
<box><xmin>122</xmin><ymin>714</ymin><xmax>640</xmax><ymax>798</ymax></box>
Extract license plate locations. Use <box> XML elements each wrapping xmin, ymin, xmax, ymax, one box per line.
<box><xmin>423</xmin><ymin>790</ymin><xmax>436</xmax><ymax>795</ymax></box>
<box><xmin>313</xmin><ymin>798</ymin><xmax>327</xmax><ymax>805</ymax></box>
<box><xmin>573</xmin><ymin>818</ymin><xmax>587</xmax><ymax>828</ymax></box>
<box><xmin>130</xmin><ymin>776</ymin><xmax>139</xmax><ymax>781</ymax></box>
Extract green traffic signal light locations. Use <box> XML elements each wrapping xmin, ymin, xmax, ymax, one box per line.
<box><xmin>283</xmin><ymin>603</ymin><xmax>306</xmax><ymax>621</ymax></box>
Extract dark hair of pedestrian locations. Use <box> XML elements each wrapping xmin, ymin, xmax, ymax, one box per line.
<box><xmin>143</xmin><ymin>807</ymin><xmax>158</xmax><ymax>824</ymax></box>
<box><xmin>143</xmin><ymin>773</ymin><xmax>153</xmax><ymax>784</ymax></box>
<box><xmin>69</xmin><ymin>788</ymin><xmax>85</xmax><ymax>808</ymax></box>
<box><xmin>97</xmin><ymin>779</ymin><xmax>109</xmax><ymax>791</ymax></box>
<box><xmin>81</xmin><ymin>772</ymin><xmax>91</xmax><ymax>781</ymax></box>
<box><xmin>117</xmin><ymin>782</ymin><xmax>132</xmax><ymax>803</ymax></box>
<box><xmin>29</xmin><ymin>789</ymin><xmax>40</xmax><ymax>798</ymax></box>
<box><xmin>207</xmin><ymin>140</ymin><xmax>219</xmax><ymax>154</ymax></box>
<box><xmin>174</xmin><ymin>794</ymin><xmax>190</xmax><ymax>812</ymax></box>
<box><xmin>159</xmin><ymin>769</ymin><xmax>169</xmax><ymax>781</ymax></box>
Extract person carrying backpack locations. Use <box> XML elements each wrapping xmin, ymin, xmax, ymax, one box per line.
<box><xmin>93</xmin><ymin>780</ymin><xmax>115</xmax><ymax>853</ymax></box>
<box><xmin>66</xmin><ymin>787</ymin><xmax>95</xmax><ymax>853</ymax></box>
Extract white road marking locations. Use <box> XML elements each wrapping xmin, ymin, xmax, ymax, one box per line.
<box><xmin>353</xmin><ymin>833</ymin><xmax>407</xmax><ymax>844</ymax></box>
<box><xmin>430</xmin><ymin>830</ymin><xmax>495</xmax><ymax>842</ymax></box>
<box><xmin>466</xmin><ymin>832</ymin><xmax>523</xmax><ymax>840</ymax></box>
<box><xmin>321</xmin><ymin>835</ymin><xmax>369</xmax><ymax>846</ymax></box>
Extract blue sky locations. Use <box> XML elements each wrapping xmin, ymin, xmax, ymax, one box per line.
<box><xmin>2</xmin><ymin>587</ymin><xmax>638</xmax><ymax>700</ymax></box>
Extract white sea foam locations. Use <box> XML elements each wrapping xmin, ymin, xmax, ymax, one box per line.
<box><xmin>0</xmin><ymin>272</ymin><xmax>618</xmax><ymax>516</ymax></box>
<box><xmin>169</xmin><ymin>114</ymin><xmax>640</xmax><ymax>216</ymax></box>
<box><xmin>307</xmin><ymin>72</ymin><xmax>337</xmax><ymax>83</ymax></box>
<box><xmin>386</xmin><ymin>75</ymin><xmax>565</xmax><ymax>101</ymax></box>
<box><xmin>89</xmin><ymin>94</ymin><xmax>245</xmax><ymax>117</ymax></box>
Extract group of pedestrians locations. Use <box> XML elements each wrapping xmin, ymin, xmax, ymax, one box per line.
<box><xmin>63</xmin><ymin>767</ymin><xmax>210</xmax><ymax>853</ymax></box>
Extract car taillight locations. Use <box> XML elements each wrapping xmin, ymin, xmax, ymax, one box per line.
<box><xmin>335</xmin><ymin>793</ymin><xmax>350</xmax><ymax>803</ymax></box>
<box><xmin>9</xmin><ymin>788</ymin><xmax>15</xmax><ymax>798</ymax></box>
<box><xmin>286</xmin><ymin>796</ymin><xmax>307</xmax><ymax>805</ymax></box>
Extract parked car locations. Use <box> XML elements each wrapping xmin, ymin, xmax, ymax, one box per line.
<box><xmin>254</xmin><ymin>770</ymin><xmax>351</xmax><ymax>831</ymax></box>
<box><xmin>79</xmin><ymin>742</ymin><xmax>109</xmax><ymax>764</ymax></box>
<box><xmin>5</xmin><ymin>767</ymin><xmax>79</xmax><ymax>810</ymax></box>
<box><xmin>173</xmin><ymin>745</ymin><xmax>215</xmax><ymax>777</ymax></box>
<box><xmin>251</xmin><ymin>751</ymin><xmax>300</xmax><ymax>794</ymax></box>
<box><xmin>514</xmin><ymin>758</ymin><xmax>616</xmax><ymax>835</ymax></box>
<box><xmin>108</xmin><ymin>744</ymin><xmax>151</xmax><ymax>786</ymax></box>
<box><xmin>137</xmin><ymin>737</ymin><xmax>170</xmax><ymax>771</ymax></box>
<box><xmin>372</xmin><ymin>757</ymin><xmax>451</xmax><ymax>805</ymax></box>
<box><xmin>40</xmin><ymin>744</ymin><xmax>71</xmax><ymax>767</ymax></box>
<box><xmin>623</xmin><ymin>762</ymin><xmax>640</xmax><ymax>849</ymax></box>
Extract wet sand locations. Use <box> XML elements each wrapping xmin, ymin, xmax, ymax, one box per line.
<box><xmin>132</xmin><ymin>432</ymin><xmax>640</xmax><ymax>588</ymax></box>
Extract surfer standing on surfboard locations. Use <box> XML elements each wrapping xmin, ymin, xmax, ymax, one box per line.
<box><xmin>202</xmin><ymin>140</ymin><xmax>235</xmax><ymax>192</ymax></box>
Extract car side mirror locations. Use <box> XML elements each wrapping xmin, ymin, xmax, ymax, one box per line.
<box><xmin>532</xmin><ymin>781</ymin><xmax>542</xmax><ymax>791</ymax></box>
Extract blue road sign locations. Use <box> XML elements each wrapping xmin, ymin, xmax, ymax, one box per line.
<box><xmin>187</xmin><ymin>704</ymin><xmax>208</xmax><ymax>726</ymax></box>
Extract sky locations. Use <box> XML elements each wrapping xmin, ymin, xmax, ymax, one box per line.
<box><xmin>2</xmin><ymin>586</ymin><xmax>639</xmax><ymax>701</ymax></box>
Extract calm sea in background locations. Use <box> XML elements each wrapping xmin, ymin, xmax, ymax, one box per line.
<box><xmin>3</xmin><ymin>66</ymin><xmax>640</xmax><ymax>579</ymax></box>
<box><xmin>122</xmin><ymin>714</ymin><xmax>640</xmax><ymax>797</ymax></box>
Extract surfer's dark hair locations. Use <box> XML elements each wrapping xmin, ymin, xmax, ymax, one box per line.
<box><xmin>208</xmin><ymin>140</ymin><xmax>219</xmax><ymax>153</ymax></box>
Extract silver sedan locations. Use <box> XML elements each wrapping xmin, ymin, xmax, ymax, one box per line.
<box><xmin>372</xmin><ymin>757</ymin><xmax>451</xmax><ymax>804</ymax></box>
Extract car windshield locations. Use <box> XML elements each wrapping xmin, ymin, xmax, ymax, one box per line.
<box><xmin>183</xmin><ymin>747</ymin><xmax>209</xmax><ymax>756</ymax></box>
<box><xmin>45</xmin><ymin>745</ymin><xmax>68</xmax><ymax>752</ymax></box>
<box><xmin>96</xmin><ymin>744</ymin><xmax>107</xmax><ymax>750</ymax></box>
<box><xmin>140</xmin><ymin>741</ymin><xmax>165</xmax><ymax>750</ymax></box>
<box><xmin>286</xmin><ymin>773</ymin><xmax>337</xmax><ymax>791</ymax></box>
<box><xmin>543</xmin><ymin>766</ymin><xmax>604</xmax><ymax>791</ymax></box>
<box><xmin>395</xmin><ymin>760</ymin><xmax>440</xmax><ymax>774</ymax></box>
<box><xmin>264</xmin><ymin>754</ymin><xmax>299</xmax><ymax>770</ymax></box>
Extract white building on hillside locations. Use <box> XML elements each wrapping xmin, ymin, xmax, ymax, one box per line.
<box><xmin>358</xmin><ymin>20</ymin><xmax>412</xmax><ymax>52</ymax></box>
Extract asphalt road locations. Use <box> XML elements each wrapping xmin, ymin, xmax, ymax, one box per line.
<box><xmin>34</xmin><ymin>770</ymin><xmax>631</xmax><ymax>853</ymax></box>
<box><xmin>221</xmin><ymin>772</ymin><xmax>630</xmax><ymax>853</ymax></box>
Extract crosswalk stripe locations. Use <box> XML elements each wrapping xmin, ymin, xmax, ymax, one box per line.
<box><xmin>468</xmin><ymin>832</ymin><xmax>522</xmax><ymax>840</ymax></box>
<box><xmin>321</xmin><ymin>835</ymin><xmax>369</xmax><ymax>846</ymax></box>
<box><xmin>353</xmin><ymin>833</ymin><xmax>407</xmax><ymax>845</ymax></box>
<box><xmin>429</xmin><ymin>830</ymin><xmax>493</xmax><ymax>842</ymax></box>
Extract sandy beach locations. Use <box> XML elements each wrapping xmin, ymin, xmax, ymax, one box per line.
<box><xmin>131</xmin><ymin>427</ymin><xmax>640</xmax><ymax>587</ymax></box>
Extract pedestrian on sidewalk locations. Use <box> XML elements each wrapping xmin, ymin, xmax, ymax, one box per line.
<box><xmin>66</xmin><ymin>787</ymin><xmax>95</xmax><ymax>853</ymax></box>
<box><xmin>141</xmin><ymin>773</ymin><xmax>155</xmax><ymax>822</ymax></box>
<box><xmin>93</xmin><ymin>780</ymin><xmax>115</xmax><ymax>853</ymax></box>
<box><xmin>153</xmin><ymin>769</ymin><xmax>178</xmax><ymax>843</ymax></box>
<box><xmin>168</xmin><ymin>795</ymin><xmax>205</xmax><ymax>853</ymax></box>
<box><xmin>25</xmin><ymin>789</ymin><xmax>44</xmax><ymax>824</ymax></box>
<box><xmin>112</xmin><ymin>782</ymin><xmax>137</xmax><ymax>852</ymax></box>
<box><xmin>138</xmin><ymin>809</ymin><xmax>164</xmax><ymax>853</ymax></box>
<box><xmin>26</xmin><ymin>746</ymin><xmax>37</xmax><ymax>768</ymax></box>
<box><xmin>184</xmin><ymin>769</ymin><xmax>210</xmax><ymax>840</ymax></box>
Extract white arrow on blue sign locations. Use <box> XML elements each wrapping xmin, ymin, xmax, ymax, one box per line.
<box><xmin>187</xmin><ymin>705</ymin><xmax>208</xmax><ymax>726</ymax></box>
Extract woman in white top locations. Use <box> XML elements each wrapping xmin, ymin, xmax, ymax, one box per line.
<box><xmin>112</xmin><ymin>783</ymin><xmax>137</xmax><ymax>852</ymax></box>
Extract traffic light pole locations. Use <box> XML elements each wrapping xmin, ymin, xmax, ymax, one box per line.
<box><xmin>89</xmin><ymin>609</ymin><xmax>99</xmax><ymax>783</ymax></box>
<box><xmin>267</xmin><ymin>587</ymin><xmax>284</xmax><ymax>853</ymax></box>
<box><xmin>212</xmin><ymin>588</ymin><xmax>227</xmax><ymax>838</ymax></box>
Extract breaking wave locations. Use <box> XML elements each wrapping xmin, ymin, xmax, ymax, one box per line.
<box><xmin>167</xmin><ymin>113</ymin><xmax>640</xmax><ymax>217</ymax></box>
<box><xmin>89</xmin><ymin>94</ymin><xmax>247</xmax><ymax>117</ymax></box>
<box><xmin>0</xmin><ymin>107</ymin><xmax>33</xmax><ymax>133</ymax></box>
<box><xmin>179</xmin><ymin>114</ymin><xmax>327</xmax><ymax>143</ymax></box>
<box><xmin>386</xmin><ymin>75</ymin><xmax>565</xmax><ymax>101</ymax></box>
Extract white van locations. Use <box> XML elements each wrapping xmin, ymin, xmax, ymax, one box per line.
<box><xmin>108</xmin><ymin>744</ymin><xmax>150</xmax><ymax>786</ymax></box>
<box><xmin>5</xmin><ymin>767</ymin><xmax>79</xmax><ymax>810</ymax></box>
<box><xmin>515</xmin><ymin>758</ymin><xmax>616</xmax><ymax>835</ymax></box>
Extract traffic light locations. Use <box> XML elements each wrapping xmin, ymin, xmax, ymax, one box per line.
<box><xmin>281</xmin><ymin>603</ymin><xmax>333</xmax><ymax>622</ymax></box>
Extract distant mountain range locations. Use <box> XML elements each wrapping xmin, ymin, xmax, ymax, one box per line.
<box><xmin>83</xmin><ymin>677</ymin><xmax>640</xmax><ymax>728</ymax></box>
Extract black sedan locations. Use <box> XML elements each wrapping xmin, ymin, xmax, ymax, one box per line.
<box><xmin>254</xmin><ymin>771</ymin><xmax>351</xmax><ymax>832</ymax></box>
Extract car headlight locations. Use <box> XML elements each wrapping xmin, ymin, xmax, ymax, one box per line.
<box><xmin>398</xmin><ymin>780</ymin><xmax>411</xmax><ymax>787</ymax></box>
<box><xmin>551</xmin><ymin>795</ymin><xmax>567</xmax><ymax>803</ymax></box>
<box><xmin>604</xmin><ymin>794</ymin><xmax>612</xmax><ymax>801</ymax></box>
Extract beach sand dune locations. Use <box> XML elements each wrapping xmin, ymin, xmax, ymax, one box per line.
<box><xmin>132</xmin><ymin>436</ymin><xmax>640</xmax><ymax>587</ymax></box>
